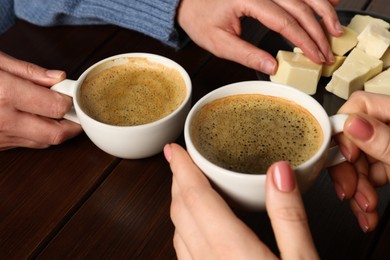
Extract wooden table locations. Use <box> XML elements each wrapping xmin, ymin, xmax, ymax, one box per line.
<box><xmin>1</xmin><ymin>0</ymin><xmax>390</xmax><ymax>259</ymax></box>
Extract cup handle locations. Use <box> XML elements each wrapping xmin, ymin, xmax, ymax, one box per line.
<box><xmin>51</xmin><ymin>79</ymin><xmax>80</xmax><ymax>124</ymax></box>
<box><xmin>324</xmin><ymin>114</ymin><xmax>348</xmax><ymax>167</ymax></box>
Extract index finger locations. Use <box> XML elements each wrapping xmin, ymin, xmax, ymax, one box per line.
<box><xmin>0</xmin><ymin>51</ymin><xmax>65</xmax><ymax>86</ymax></box>
<box><xmin>339</xmin><ymin>91</ymin><xmax>390</xmax><ymax>123</ymax></box>
<box><xmin>248</xmin><ymin>0</ymin><xmax>326</xmax><ymax>64</ymax></box>
<box><xmin>1</xmin><ymin>70</ymin><xmax>72</xmax><ymax>119</ymax></box>
<box><xmin>266</xmin><ymin>161</ymin><xmax>319</xmax><ymax>259</ymax></box>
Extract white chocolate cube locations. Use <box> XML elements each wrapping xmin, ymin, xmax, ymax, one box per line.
<box><xmin>365</xmin><ymin>68</ymin><xmax>390</xmax><ymax>95</ymax></box>
<box><xmin>293</xmin><ymin>46</ymin><xmax>346</xmax><ymax>77</ymax></box>
<box><xmin>356</xmin><ymin>23</ymin><xmax>390</xmax><ymax>59</ymax></box>
<box><xmin>325</xmin><ymin>48</ymin><xmax>383</xmax><ymax>99</ymax></box>
<box><xmin>322</xmin><ymin>55</ymin><xmax>346</xmax><ymax>77</ymax></box>
<box><xmin>327</xmin><ymin>26</ymin><xmax>358</xmax><ymax>56</ymax></box>
<box><xmin>270</xmin><ymin>50</ymin><xmax>322</xmax><ymax>95</ymax></box>
<box><xmin>347</xmin><ymin>14</ymin><xmax>390</xmax><ymax>34</ymax></box>
<box><xmin>381</xmin><ymin>47</ymin><xmax>390</xmax><ymax>69</ymax></box>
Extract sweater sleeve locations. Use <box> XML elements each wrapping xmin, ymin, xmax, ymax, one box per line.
<box><xmin>0</xmin><ymin>0</ymin><xmax>16</xmax><ymax>34</ymax></box>
<box><xmin>14</xmin><ymin>0</ymin><xmax>189</xmax><ymax>48</ymax></box>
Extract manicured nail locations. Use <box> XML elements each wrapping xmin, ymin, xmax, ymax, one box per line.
<box><xmin>339</xmin><ymin>144</ymin><xmax>352</xmax><ymax>162</ymax></box>
<box><xmin>272</xmin><ymin>161</ymin><xmax>295</xmax><ymax>192</ymax></box>
<box><xmin>46</xmin><ymin>70</ymin><xmax>65</xmax><ymax>79</ymax></box>
<box><xmin>354</xmin><ymin>191</ymin><xmax>369</xmax><ymax>212</ymax></box>
<box><xmin>357</xmin><ymin>213</ymin><xmax>370</xmax><ymax>233</ymax></box>
<box><xmin>261</xmin><ymin>59</ymin><xmax>276</xmax><ymax>75</ymax></box>
<box><xmin>334</xmin><ymin>183</ymin><xmax>346</xmax><ymax>201</ymax></box>
<box><xmin>346</xmin><ymin>116</ymin><xmax>373</xmax><ymax>141</ymax></box>
<box><xmin>163</xmin><ymin>144</ymin><xmax>172</xmax><ymax>163</ymax></box>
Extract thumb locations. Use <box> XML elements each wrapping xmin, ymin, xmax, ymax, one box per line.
<box><xmin>266</xmin><ymin>161</ymin><xmax>318</xmax><ymax>259</ymax></box>
<box><xmin>344</xmin><ymin>113</ymin><xmax>390</xmax><ymax>165</ymax></box>
<box><xmin>0</xmin><ymin>52</ymin><xmax>65</xmax><ymax>86</ymax></box>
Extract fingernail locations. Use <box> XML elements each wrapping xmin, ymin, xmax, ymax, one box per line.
<box><xmin>354</xmin><ymin>191</ymin><xmax>369</xmax><ymax>212</ymax></box>
<box><xmin>46</xmin><ymin>70</ymin><xmax>65</xmax><ymax>79</ymax></box>
<box><xmin>357</xmin><ymin>213</ymin><xmax>370</xmax><ymax>233</ymax></box>
<box><xmin>318</xmin><ymin>51</ymin><xmax>326</xmax><ymax>63</ymax></box>
<box><xmin>163</xmin><ymin>144</ymin><xmax>172</xmax><ymax>163</ymax></box>
<box><xmin>334</xmin><ymin>183</ymin><xmax>346</xmax><ymax>201</ymax></box>
<box><xmin>339</xmin><ymin>144</ymin><xmax>352</xmax><ymax>162</ymax></box>
<box><xmin>272</xmin><ymin>161</ymin><xmax>295</xmax><ymax>192</ymax></box>
<box><xmin>335</xmin><ymin>21</ymin><xmax>344</xmax><ymax>34</ymax></box>
<box><xmin>261</xmin><ymin>59</ymin><xmax>276</xmax><ymax>75</ymax></box>
<box><xmin>346</xmin><ymin>116</ymin><xmax>373</xmax><ymax>141</ymax></box>
<box><xmin>327</xmin><ymin>51</ymin><xmax>335</xmax><ymax>64</ymax></box>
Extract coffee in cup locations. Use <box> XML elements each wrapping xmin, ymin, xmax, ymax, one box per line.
<box><xmin>184</xmin><ymin>81</ymin><xmax>347</xmax><ymax>210</ymax></box>
<box><xmin>79</xmin><ymin>57</ymin><xmax>187</xmax><ymax>126</ymax></box>
<box><xmin>190</xmin><ymin>94</ymin><xmax>323</xmax><ymax>174</ymax></box>
<box><xmin>51</xmin><ymin>53</ymin><xmax>192</xmax><ymax>159</ymax></box>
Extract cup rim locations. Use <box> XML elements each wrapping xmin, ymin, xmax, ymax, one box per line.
<box><xmin>184</xmin><ymin>80</ymin><xmax>332</xmax><ymax>179</ymax></box>
<box><xmin>74</xmin><ymin>53</ymin><xmax>192</xmax><ymax>129</ymax></box>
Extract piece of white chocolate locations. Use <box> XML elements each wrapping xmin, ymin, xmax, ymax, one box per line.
<box><xmin>381</xmin><ymin>47</ymin><xmax>390</xmax><ymax>69</ymax></box>
<box><xmin>322</xmin><ymin>55</ymin><xmax>346</xmax><ymax>77</ymax></box>
<box><xmin>325</xmin><ymin>48</ymin><xmax>383</xmax><ymax>99</ymax></box>
<box><xmin>293</xmin><ymin>47</ymin><xmax>346</xmax><ymax>77</ymax></box>
<box><xmin>356</xmin><ymin>23</ymin><xmax>390</xmax><ymax>59</ymax></box>
<box><xmin>364</xmin><ymin>68</ymin><xmax>390</xmax><ymax>95</ymax></box>
<box><xmin>270</xmin><ymin>50</ymin><xmax>322</xmax><ymax>95</ymax></box>
<box><xmin>327</xmin><ymin>26</ymin><xmax>358</xmax><ymax>56</ymax></box>
<box><xmin>347</xmin><ymin>14</ymin><xmax>390</xmax><ymax>34</ymax></box>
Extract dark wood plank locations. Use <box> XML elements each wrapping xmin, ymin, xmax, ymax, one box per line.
<box><xmin>0</xmin><ymin>21</ymin><xmax>121</xmax><ymax>258</ymax></box>
<box><xmin>36</xmin><ymin>154</ymin><xmax>175</xmax><ymax>259</ymax></box>
<box><xmin>0</xmin><ymin>20</ymin><xmax>119</xmax><ymax>76</ymax></box>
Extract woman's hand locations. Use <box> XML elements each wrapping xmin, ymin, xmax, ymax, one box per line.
<box><xmin>165</xmin><ymin>143</ymin><xmax>318</xmax><ymax>259</ymax></box>
<box><xmin>0</xmin><ymin>52</ymin><xmax>82</xmax><ymax>150</ymax></box>
<box><xmin>329</xmin><ymin>91</ymin><xmax>390</xmax><ymax>232</ymax></box>
<box><xmin>177</xmin><ymin>0</ymin><xmax>342</xmax><ymax>75</ymax></box>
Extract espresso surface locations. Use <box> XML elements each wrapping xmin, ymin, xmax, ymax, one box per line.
<box><xmin>191</xmin><ymin>94</ymin><xmax>323</xmax><ymax>174</ymax></box>
<box><xmin>79</xmin><ymin>58</ymin><xmax>186</xmax><ymax>126</ymax></box>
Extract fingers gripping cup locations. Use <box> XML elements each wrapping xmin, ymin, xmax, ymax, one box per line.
<box><xmin>184</xmin><ymin>81</ymin><xmax>347</xmax><ymax>211</ymax></box>
<box><xmin>51</xmin><ymin>53</ymin><xmax>192</xmax><ymax>159</ymax></box>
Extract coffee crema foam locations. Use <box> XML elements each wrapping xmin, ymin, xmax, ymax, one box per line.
<box><xmin>190</xmin><ymin>94</ymin><xmax>323</xmax><ymax>174</ymax></box>
<box><xmin>79</xmin><ymin>58</ymin><xmax>186</xmax><ymax>126</ymax></box>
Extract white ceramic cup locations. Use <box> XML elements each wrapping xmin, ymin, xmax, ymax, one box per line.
<box><xmin>184</xmin><ymin>81</ymin><xmax>347</xmax><ymax>211</ymax></box>
<box><xmin>51</xmin><ymin>53</ymin><xmax>192</xmax><ymax>159</ymax></box>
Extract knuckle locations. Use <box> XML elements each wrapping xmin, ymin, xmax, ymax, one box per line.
<box><xmin>377</xmin><ymin>138</ymin><xmax>390</xmax><ymax>161</ymax></box>
<box><xmin>348</xmin><ymin>90</ymin><xmax>365</xmax><ymax>101</ymax></box>
<box><xmin>51</xmin><ymin>93</ymin><xmax>72</xmax><ymax>118</ymax></box>
<box><xmin>182</xmin><ymin>187</ymin><xmax>205</xmax><ymax>209</ymax></box>
<box><xmin>0</xmin><ymin>74</ymin><xmax>12</xmax><ymax>108</ymax></box>
<box><xmin>25</xmin><ymin>62</ymin><xmax>40</xmax><ymax>78</ymax></box>
<box><xmin>48</xmin><ymin>126</ymin><xmax>68</xmax><ymax>145</ymax></box>
<box><xmin>273</xmin><ymin>205</ymin><xmax>308</xmax><ymax>223</ymax></box>
<box><xmin>278</xmin><ymin>16</ymin><xmax>300</xmax><ymax>35</ymax></box>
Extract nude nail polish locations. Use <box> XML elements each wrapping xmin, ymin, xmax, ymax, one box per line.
<box><xmin>354</xmin><ymin>191</ymin><xmax>369</xmax><ymax>212</ymax></box>
<box><xmin>357</xmin><ymin>213</ymin><xmax>369</xmax><ymax>233</ymax></box>
<box><xmin>272</xmin><ymin>161</ymin><xmax>295</xmax><ymax>192</ymax></box>
<box><xmin>346</xmin><ymin>116</ymin><xmax>373</xmax><ymax>141</ymax></box>
<box><xmin>163</xmin><ymin>144</ymin><xmax>172</xmax><ymax>163</ymax></box>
